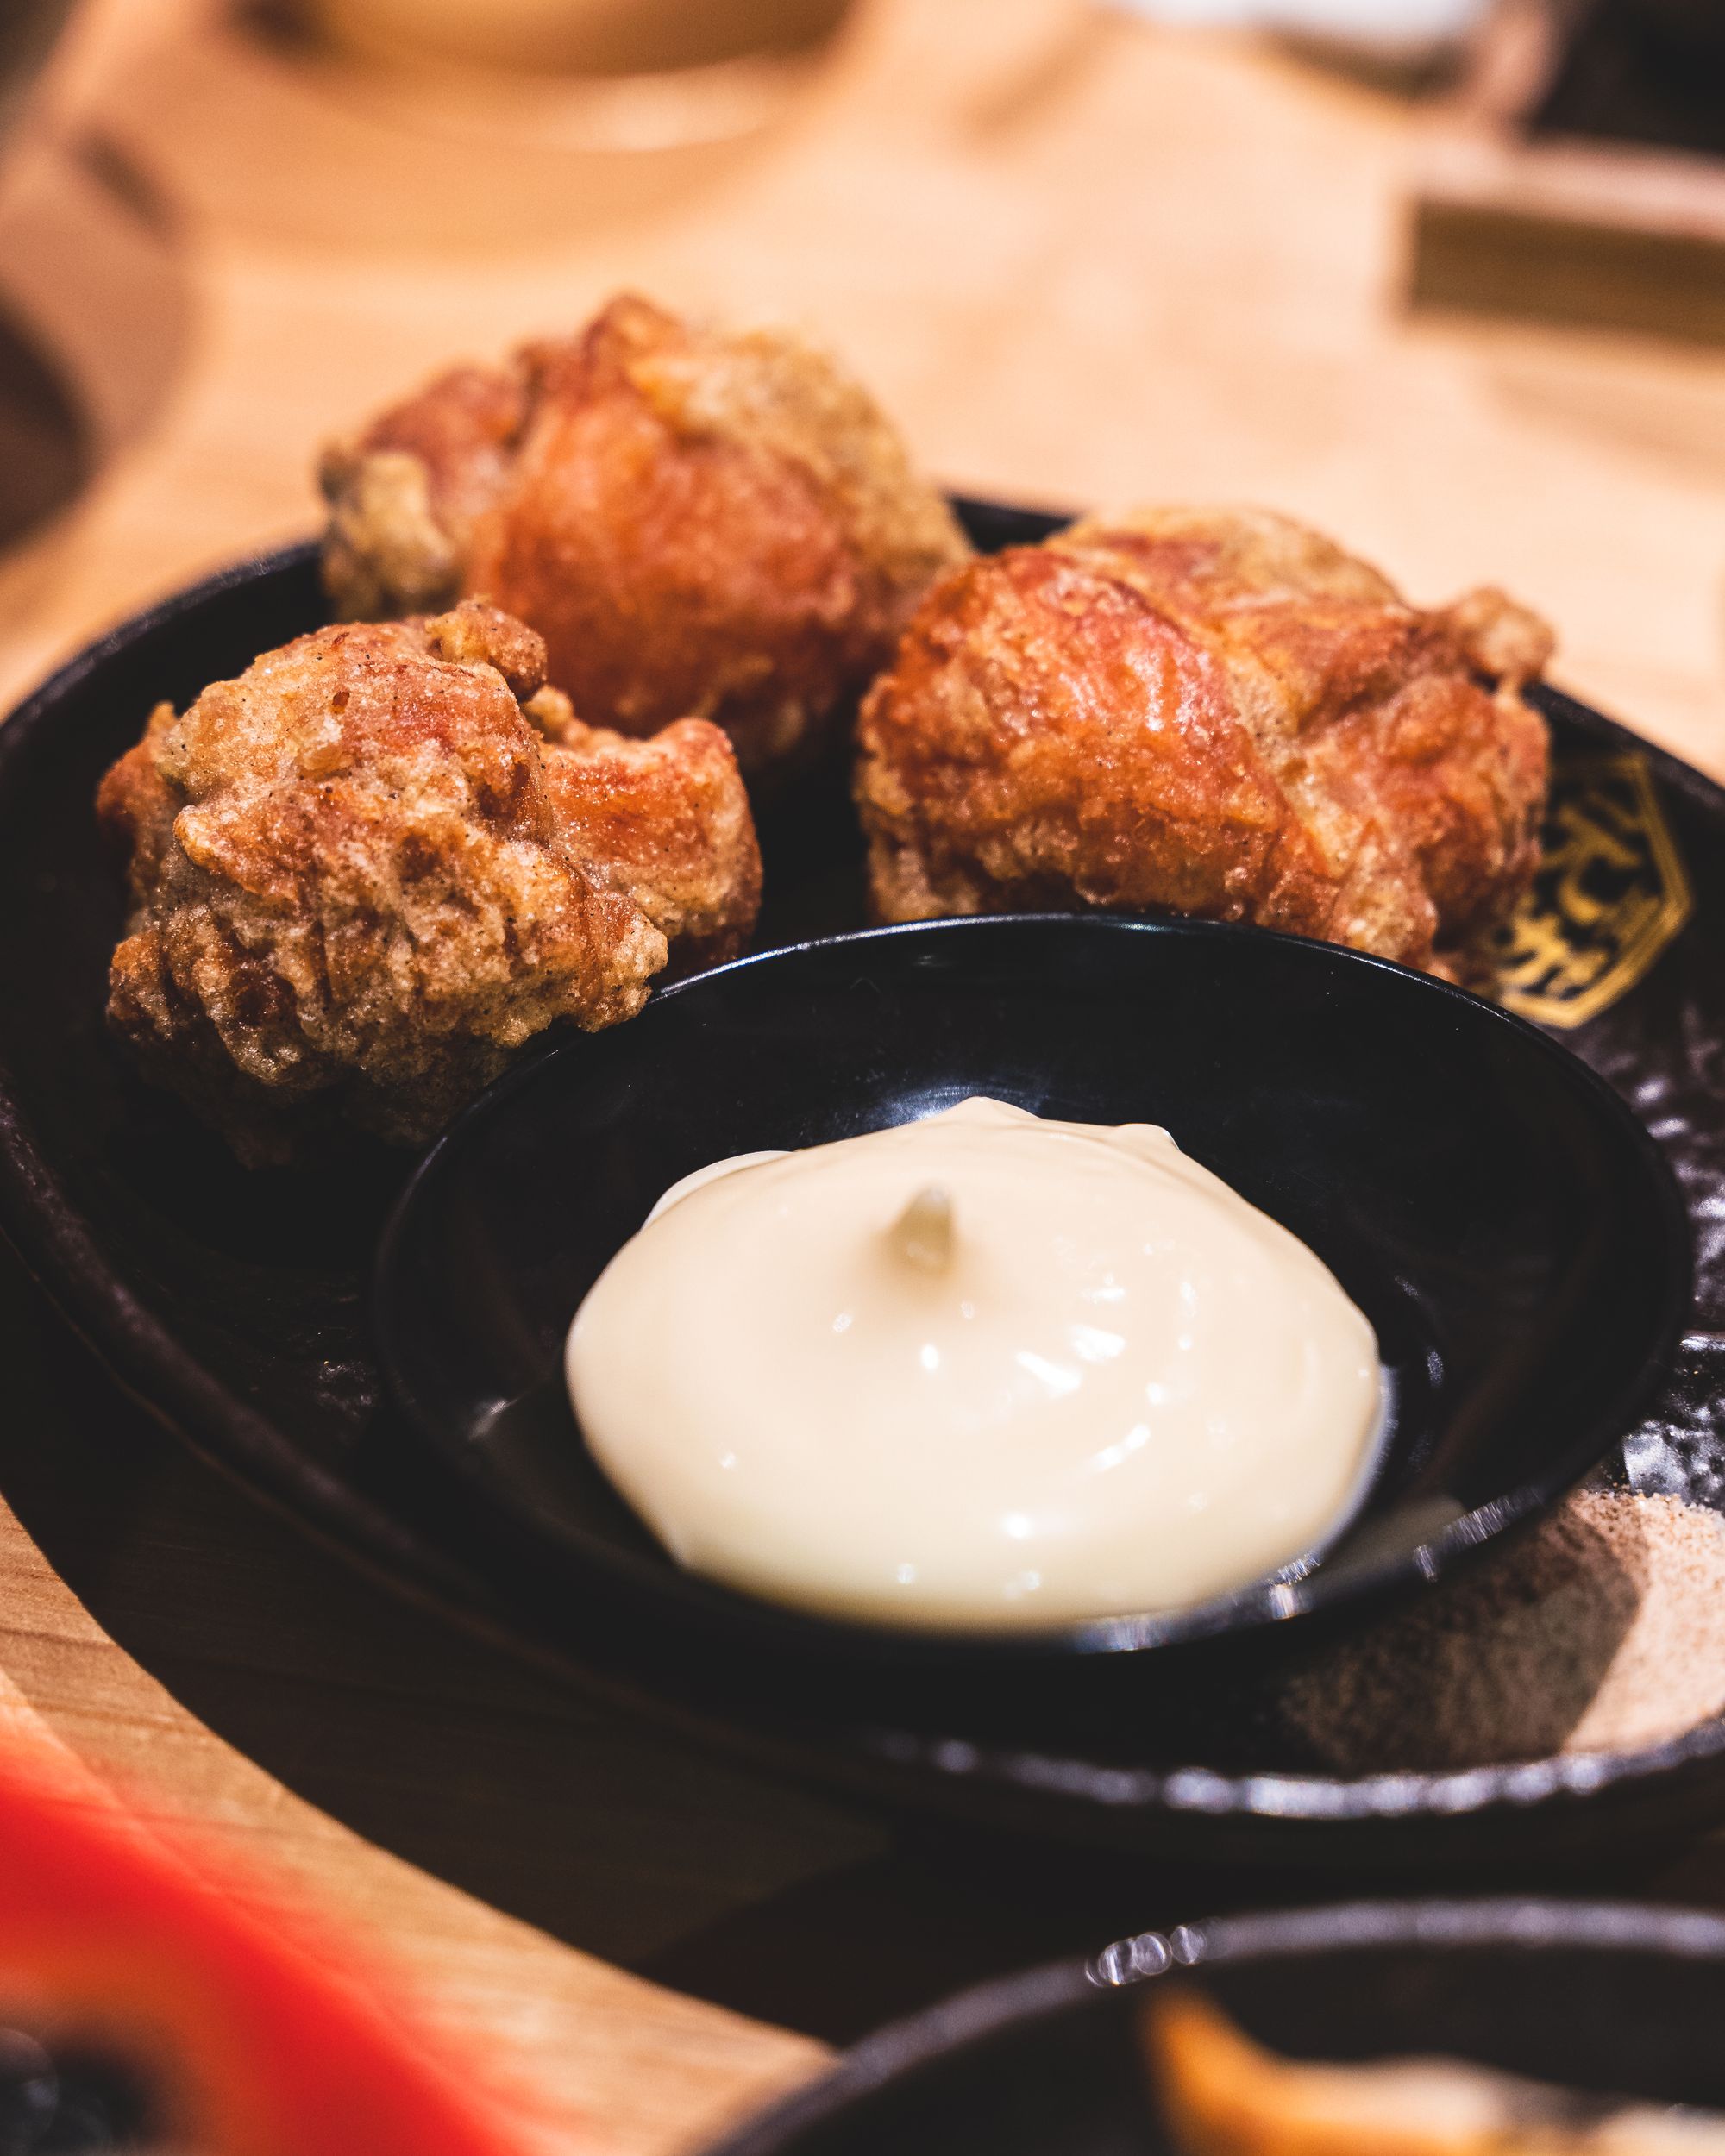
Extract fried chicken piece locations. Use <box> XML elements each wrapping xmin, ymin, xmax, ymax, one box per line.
<box><xmin>855</xmin><ymin>507</ymin><xmax>1552</xmax><ymax>979</ymax></box>
<box><xmin>525</xmin><ymin>686</ymin><xmax>762</xmax><ymax>972</ymax></box>
<box><xmin>1145</xmin><ymin>1988</ymin><xmax>1725</xmax><ymax>2156</ymax></box>
<box><xmin>319</xmin><ymin>293</ymin><xmax>971</xmax><ymax>780</ymax></box>
<box><xmin>97</xmin><ymin>601</ymin><xmax>759</xmax><ymax>1163</ymax></box>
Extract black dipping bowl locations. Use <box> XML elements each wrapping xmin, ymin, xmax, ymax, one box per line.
<box><xmin>373</xmin><ymin>914</ymin><xmax>1689</xmax><ymax>1734</ymax></box>
<box><xmin>704</xmin><ymin>1899</ymin><xmax>1725</xmax><ymax>2156</ymax></box>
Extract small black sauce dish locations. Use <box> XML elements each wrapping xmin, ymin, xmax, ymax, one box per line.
<box><xmin>373</xmin><ymin>912</ymin><xmax>1690</xmax><ymax>1735</ymax></box>
<box><xmin>702</xmin><ymin>1899</ymin><xmax>1725</xmax><ymax>2156</ymax></box>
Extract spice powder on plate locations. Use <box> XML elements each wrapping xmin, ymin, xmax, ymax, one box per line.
<box><xmin>1277</xmin><ymin>1491</ymin><xmax>1725</xmax><ymax>1771</ymax></box>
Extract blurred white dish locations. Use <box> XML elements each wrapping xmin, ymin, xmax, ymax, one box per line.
<box><xmin>1109</xmin><ymin>0</ymin><xmax>1490</xmax><ymax>67</ymax></box>
<box><xmin>304</xmin><ymin>0</ymin><xmax>848</xmax><ymax>77</ymax></box>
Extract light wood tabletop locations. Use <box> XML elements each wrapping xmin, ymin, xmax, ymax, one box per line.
<box><xmin>3</xmin><ymin>0</ymin><xmax>1725</xmax><ymax>2147</ymax></box>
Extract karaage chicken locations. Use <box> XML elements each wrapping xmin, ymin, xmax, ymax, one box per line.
<box><xmin>855</xmin><ymin>506</ymin><xmax>1552</xmax><ymax>979</ymax></box>
<box><xmin>530</xmin><ymin>686</ymin><xmax>762</xmax><ymax>971</ymax></box>
<box><xmin>320</xmin><ymin>293</ymin><xmax>970</xmax><ymax>780</ymax></box>
<box><xmin>1145</xmin><ymin>1987</ymin><xmax>1725</xmax><ymax>2156</ymax></box>
<box><xmin>98</xmin><ymin>600</ymin><xmax>759</xmax><ymax>1163</ymax></box>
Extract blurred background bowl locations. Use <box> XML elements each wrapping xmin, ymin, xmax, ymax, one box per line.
<box><xmin>0</xmin><ymin>1</ymin><xmax>76</xmax><ymax>148</ymax></box>
<box><xmin>300</xmin><ymin>0</ymin><xmax>851</xmax><ymax>78</ymax></box>
<box><xmin>702</xmin><ymin>1901</ymin><xmax>1725</xmax><ymax>2156</ymax></box>
<box><xmin>1628</xmin><ymin>0</ymin><xmax>1725</xmax><ymax>62</ymax></box>
<box><xmin>0</xmin><ymin>0</ymin><xmax>99</xmax><ymax>561</ymax></box>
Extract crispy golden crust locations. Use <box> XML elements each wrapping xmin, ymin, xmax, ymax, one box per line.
<box><xmin>1144</xmin><ymin>1988</ymin><xmax>1719</xmax><ymax>2156</ymax></box>
<box><xmin>318</xmin><ymin>363</ymin><xmax>530</xmax><ymax>623</ymax></box>
<box><xmin>319</xmin><ymin>293</ymin><xmax>970</xmax><ymax>778</ymax></box>
<box><xmin>854</xmin><ymin>506</ymin><xmax>1552</xmax><ymax>977</ymax></box>
<box><xmin>97</xmin><ymin>601</ymin><xmax>759</xmax><ymax>1163</ymax></box>
<box><xmin>527</xmin><ymin>687</ymin><xmax>762</xmax><ymax>973</ymax></box>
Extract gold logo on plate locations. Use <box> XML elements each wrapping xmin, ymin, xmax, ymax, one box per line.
<box><xmin>1492</xmin><ymin>751</ymin><xmax>1692</xmax><ymax>1029</ymax></box>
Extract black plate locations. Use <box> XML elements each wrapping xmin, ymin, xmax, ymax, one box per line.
<box><xmin>704</xmin><ymin>1898</ymin><xmax>1725</xmax><ymax>2156</ymax></box>
<box><xmin>1</xmin><ymin>499</ymin><xmax>1722</xmax><ymax>1863</ymax></box>
<box><xmin>373</xmin><ymin>915</ymin><xmax>1686</xmax><ymax>1714</ymax></box>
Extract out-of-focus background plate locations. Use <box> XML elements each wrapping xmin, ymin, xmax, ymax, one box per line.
<box><xmin>702</xmin><ymin>1899</ymin><xmax>1725</xmax><ymax>2156</ymax></box>
<box><xmin>0</xmin><ymin>498</ymin><xmax>1722</xmax><ymax>1865</ymax></box>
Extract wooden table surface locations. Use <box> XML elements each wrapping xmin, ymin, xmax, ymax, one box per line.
<box><xmin>3</xmin><ymin>0</ymin><xmax>1725</xmax><ymax>2147</ymax></box>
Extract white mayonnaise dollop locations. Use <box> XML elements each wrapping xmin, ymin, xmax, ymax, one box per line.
<box><xmin>566</xmin><ymin>1097</ymin><xmax>1383</xmax><ymax>1631</ymax></box>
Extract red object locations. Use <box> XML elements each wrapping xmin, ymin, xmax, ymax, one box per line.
<box><xmin>0</xmin><ymin>1738</ymin><xmax>532</xmax><ymax>2153</ymax></box>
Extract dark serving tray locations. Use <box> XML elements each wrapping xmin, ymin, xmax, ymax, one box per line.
<box><xmin>1</xmin><ymin>498</ymin><xmax>1722</xmax><ymax>1867</ymax></box>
